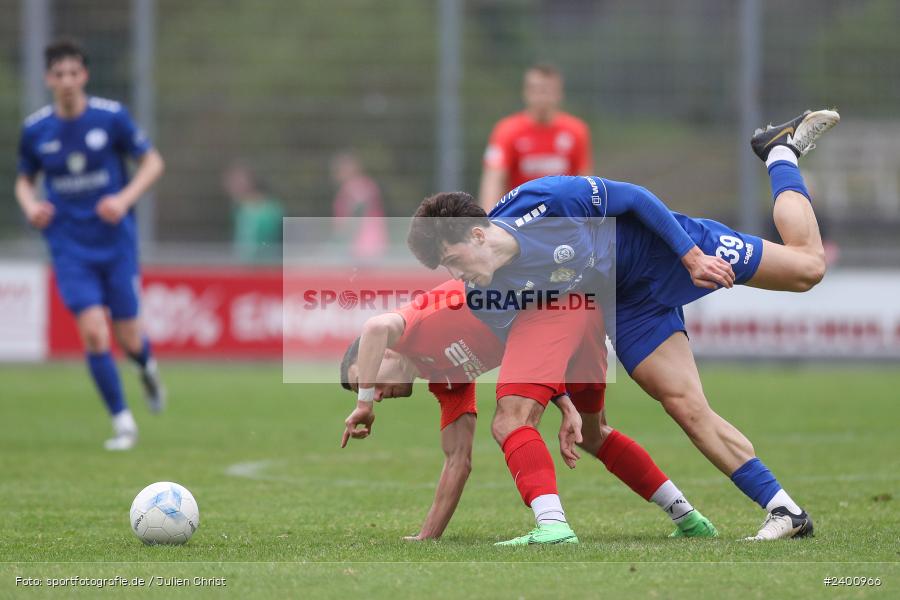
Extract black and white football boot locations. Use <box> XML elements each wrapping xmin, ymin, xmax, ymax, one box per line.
<box><xmin>140</xmin><ymin>358</ymin><xmax>167</xmax><ymax>414</ymax></box>
<box><xmin>751</xmin><ymin>109</ymin><xmax>840</xmax><ymax>161</ymax></box>
<box><xmin>745</xmin><ymin>506</ymin><xmax>815</xmax><ymax>541</ymax></box>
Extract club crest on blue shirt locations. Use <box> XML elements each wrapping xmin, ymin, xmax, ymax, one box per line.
<box><xmin>86</xmin><ymin>128</ymin><xmax>108</xmax><ymax>150</ymax></box>
<box><xmin>67</xmin><ymin>152</ymin><xmax>86</xmax><ymax>174</ymax></box>
<box><xmin>553</xmin><ymin>244</ymin><xmax>575</xmax><ymax>264</ymax></box>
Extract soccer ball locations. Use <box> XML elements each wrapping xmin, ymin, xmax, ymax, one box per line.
<box><xmin>129</xmin><ymin>482</ymin><xmax>200</xmax><ymax>545</ymax></box>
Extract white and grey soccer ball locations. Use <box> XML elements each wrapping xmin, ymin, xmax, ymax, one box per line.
<box><xmin>130</xmin><ymin>482</ymin><xmax>200</xmax><ymax>545</ymax></box>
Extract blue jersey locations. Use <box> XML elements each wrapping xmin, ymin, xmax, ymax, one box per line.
<box><xmin>473</xmin><ymin>175</ymin><xmax>764</xmax><ymax>372</ymax></box>
<box><xmin>472</xmin><ymin>175</ymin><xmax>696</xmax><ymax>328</ymax></box>
<box><xmin>17</xmin><ymin>97</ymin><xmax>152</xmax><ymax>262</ymax></box>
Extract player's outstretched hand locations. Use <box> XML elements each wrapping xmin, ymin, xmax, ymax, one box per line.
<box><xmin>96</xmin><ymin>194</ymin><xmax>130</xmax><ymax>224</ymax></box>
<box><xmin>25</xmin><ymin>200</ymin><xmax>55</xmax><ymax>229</ymax></box>
<box><xmin>681</xmin><ymin>246</ymin><xmax>735</xmax><ymax>290</ymax></box>
<box><xmin>341</xmin><ymin>406</ymin><xmax>375</xmax><ymax>448</ymax></box>
<box><xmin>558</xmin><ymin>406</ymin><xmax>583</xmax><ymax>469</ymax></box>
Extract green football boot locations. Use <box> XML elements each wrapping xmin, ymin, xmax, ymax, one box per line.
<box><xmin>495</xmin><ymin>522</ymin><xmax>579</xmax><ymax>546</ymax></box>
<box><xmin>669</xmin><ymin>511</ymin><xmax>719</xmax><ymax>538</ymax></box>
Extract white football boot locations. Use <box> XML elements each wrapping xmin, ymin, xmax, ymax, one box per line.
<box><xmin>745</xmin><ymin>506</ymin><xmax>815</xmax><ymax>541</ymax></box>
<box><xmin>105</xmin><ymin>409</ymin><xmax>138</xmax><ymax>451</ymax></box>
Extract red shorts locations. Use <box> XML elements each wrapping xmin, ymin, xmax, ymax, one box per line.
<box><xmin>566</xmin><ymin>382</ymin><xmax>607</xmax><ymax>414</ymax></box>
<box><xmin>430</xmin><ymin>382</ymin><xmax>477</xmax><ymax>429</ymax></box>
<box><xmin>496</xmin><ymin>299</ymin><xmax>608</xmax><ymax>411</ymax></box>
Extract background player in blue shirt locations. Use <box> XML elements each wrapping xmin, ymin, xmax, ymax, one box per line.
<box><xmin>15</xmin><ymin>39</ymin><xmax>166</xmax><ymax>451</ymax></box>
<box><xmin>408</xmin><ymin>109</ymin><xmax>839</xmax><ymax>543</ymax></box>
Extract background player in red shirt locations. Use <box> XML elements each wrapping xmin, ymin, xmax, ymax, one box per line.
<box><xmin>478</xmin><ymin>63</ymin><xmax>593</xmax><ymax>211</ymax></box>
<box><xmin>331</xmin><ymin>150</ymin><xmax>388</xmax><ymax>263</ymax></box>
<box><xmin>339</xmin><ymin>281</ymin><xmax>716</xmax><ymax>541</ymax></box>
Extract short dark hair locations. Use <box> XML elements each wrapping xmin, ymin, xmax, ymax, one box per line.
<box><xmin>45</xmin><ymin>38</ymin><xmax>89</xmax><ymax>70</ymax></box>
<box><xmin>407</xmin><ymin>192</ymin><xmax>488</xmax><ymax>269</ymax></box>
<box><xmin>527</xmin><ymin>62</ymin><xmax>562</xmax><ymax>80</ymax></box>
<box><xmin>339</xmin><ymin>337</ymin><xmax>361</xmax><ymax>392</ymax></box>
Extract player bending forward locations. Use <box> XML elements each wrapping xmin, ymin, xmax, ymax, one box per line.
<box><xmin>15</xmin><ymin>39</ymin><xmax>166</xmax><ymax>450</ymax></box>
<box><xmin>407</xmin><ymin>109</ymin><xmax>839</xmax><ymax>542</ymax></box>
<box><xmin>340</xmin><ymin>280</ymin><xmax>716</xmax><ymax>542</ymax></box>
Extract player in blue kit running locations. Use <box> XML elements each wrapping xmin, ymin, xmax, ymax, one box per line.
<box><xmin>408</xmin><ymin>109</ymin><xmax>839</xmax><ymax>542</ymax></box>
<box><xmin>15</xmin><ymin>39</ymin><xmax>166</xmax><ymax>451</ymax></box>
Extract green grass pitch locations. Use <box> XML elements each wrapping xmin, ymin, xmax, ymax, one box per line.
<box><xmin>1</xmin><ymin>362</ymin><xmax>898</xmax><ymax>598</ymax></box>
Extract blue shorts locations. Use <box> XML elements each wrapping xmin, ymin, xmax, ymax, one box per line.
<box><xmin>614</xmin><ymin>215</ymin><xmax>763</xmax><ymax>373</ymax></box>
<box><xmin>53</xmin><ymin>252</ymin><xmax>141</xmax><ymax>320</ymax></box>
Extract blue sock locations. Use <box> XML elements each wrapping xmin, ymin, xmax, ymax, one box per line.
<box><xmin>768</xmin><ymin>160</ymin><xmax>810</xmax><ymax>202</ymax></box>
<box><xmin>87</xmin><ymin>352</ymin><xmax>126</xmax><ymax>415</ymax></box>
<box><xmin>127</xmin><ymin>336</ymin><xmax>152</xmax><ymax>369</ymax></box>
<box><xmin>730</xmin><ymin>458</ymin><xmax>783</xmax><ymax>510</ymax></box>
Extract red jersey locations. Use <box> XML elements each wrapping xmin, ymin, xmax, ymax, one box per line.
<box><xmin>393</xmin><ymin>280</ymin><xmax>504</xmax><ymax>429</ymax></box>
<box><xmin>392</xmin><ymin>280</ymin><xmax>608</xmax><ymax>429</ymax></box>
<box><xmin>483</xmin><ymin>111</ymin><xmax>592</xmax><ymax>189</ymax></box>
<box><xmin>332</xmin><ymin>174</ymin><xmax>388</xmax><ymax>260</ymax></box>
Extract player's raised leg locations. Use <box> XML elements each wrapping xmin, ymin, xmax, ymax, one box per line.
<box><xmin>575</xmin><ymin>404</ymin><xmax>717</xmax><ymax>538</ymax></box>
<box><xmin>113</xmin><ymin>318</ymin><xmax>166</xmax><ymax>413</ymax></box>
<box><xmin>492</xmin><ymin>395</ymin><xmax>578</xmax><ymax>546</ymax></box>
<box><xmin>747</xmin><ymin>109</ymin><xmax>840</xmax><ymax>292</ymax></box>
<box><xmin>631</xmin><ymin>332</ymin><xmax>813</xmax><ymax>540</ymax></box>
<box><xmin>77</xmin><ymin>306</ymin><xmax>137</xmax><ymax>451</ymax></box>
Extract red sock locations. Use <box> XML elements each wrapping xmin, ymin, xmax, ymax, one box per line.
<box><xmin>502</xmin><ymin>426</ymin><xmax>558</xmax><ymax>506</ymax></box>
<box><xmin>597</xmin><ymin>429</ymin><xmax>669</xmax><ymax>501</ymax></box>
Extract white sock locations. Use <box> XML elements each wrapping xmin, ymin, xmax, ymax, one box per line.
<box><xmin>650</xmin><ymin>480</ymin><xmax>695</xmax><ymax>523</ymax></box>
<box><xmin>531</xmin><ymin>494</ymin><xmax>567</xmax><ymax>526</ymax></box>
<box><xmin>112</xmin><ymin>409</ymin><xmax>137</xmax><ymax>436</ymax></box>
<box><xmin>766</xmin><ymin>145</ymin><xmax>798</xmax><ymax>168</ymax></box>
<box><xmin>766</xmin><ymin>489</ymin><xmax>803</xmax><ymax>516</ymax></box>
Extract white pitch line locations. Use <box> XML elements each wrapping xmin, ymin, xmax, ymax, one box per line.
<box><xmin>224</xmin><ymin>459</ymin><xmax>900</xmax><ymax>493</ymax></box>
<box><xmin>224</xmin><ymin>459</ymin><xmax>282</xmax><ymax>480</ymax></box>
<box><xmin>223</xmin><ymin>459</ymin><xmax>439</xmax><ymax>490</ymax></box>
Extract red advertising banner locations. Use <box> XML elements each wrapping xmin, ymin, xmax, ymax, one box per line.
<box><xmin>48</xmin><ymin>266</ymin><xmax>446</xmax><ymax>358</ymax></box>
<box><xmin>44</xmin><ymin>265</ymin><xmax>900</xmax><ymax>361</ymax></box>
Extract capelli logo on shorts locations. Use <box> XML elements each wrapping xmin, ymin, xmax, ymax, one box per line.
<box><xmin>744</xmin><ymin>243</ymin><xmax>755</xmax><ymax>264</ymax></box>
